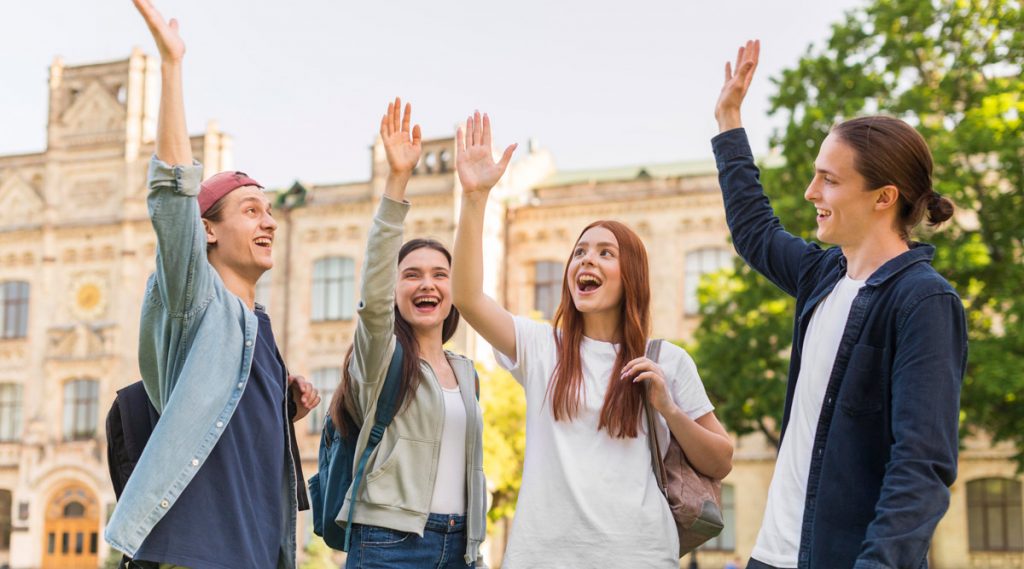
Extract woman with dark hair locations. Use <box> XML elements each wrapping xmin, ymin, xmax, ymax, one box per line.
<box><xmin>713</xmin><ymin>41</ymin><xmax>966</xmax><ymax>569</ymax></box>
<box><xmin>451</xmin><ymin>111</ymin><xmax>733</xmax><ymax>568</ymax></box>
<box><xmin>330</xmin><ymin>99</ymin><xmax>486</xmax><ymax>569</ymax></box>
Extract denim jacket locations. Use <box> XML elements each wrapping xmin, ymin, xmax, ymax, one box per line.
<box><xmin>104</xmin><ymin>157</ymin><xmax>299</xmax><ymax>568</ymax></box>
<box><xmin>713</xmin><ymin>129</ymin><xmax>967</xmax><ymax>569</ymax></box>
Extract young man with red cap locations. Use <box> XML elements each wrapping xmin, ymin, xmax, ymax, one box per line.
<box><xmin>104</xmin><ymin>2</ymin><xmax>320</xmax><ymax>567</ymax></box>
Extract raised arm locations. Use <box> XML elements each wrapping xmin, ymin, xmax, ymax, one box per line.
<box><xmin>133</xmin><ymin>0</ymin><xmax>211</xmax><ymax>325</ymax></box>
<box><xmin>451</xmin><ymin>111</ymin><xmax>518</xmax><ymax>358</ymax></box>
<box><xmin>349</xmin><ymin>99</ymin><xmax>419</xmax><ymax>396</ymax></box>
<box><xmin>712</xmin><ymin>40</ymin><xmax>815</xmax><ymax>297</ymax></box>
<box><xmin>134</xmin><ymin>0</ymin><xmax>191</xmax><ymax>166</ymax></box>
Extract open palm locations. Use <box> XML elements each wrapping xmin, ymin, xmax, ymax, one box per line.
<box><xmin>380</xmin><ymin>97</ymin><xmax>422</xmax><ymax>175</ymax></box>
<box><xmin>715</xmin><ymin>39</ymin><xmax>759</xmax><ymax>123</ymax></box>
<box><xmin>457</xmin><ymin>111</ymin><xmax>516</xmax><ymax>195</ymax></box>
<box><xmin>132</xmin><ymin>0</ymin><xmax>185</xmax><ymax>62</ymax></box>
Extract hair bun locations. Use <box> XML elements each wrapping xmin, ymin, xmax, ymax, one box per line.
<box><xmin>926</xmin><ymin>190</ymin><xmax>955</xmax><ymax>225</ymax></box>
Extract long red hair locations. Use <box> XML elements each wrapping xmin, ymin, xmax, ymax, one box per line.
<box><xmin>547</xmin><ymin>220</ymin><xmax>651</xmax><ymax>438</ymax></box>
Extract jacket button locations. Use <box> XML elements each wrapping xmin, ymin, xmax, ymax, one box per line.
<box><xmin>237</xmin><ymin>382</ymin><xmax>244</xmax><ymax>389</ymax></box>
<box><xmin>216</xmin><ymin>421</ymin><xmax>224</xmax><ymax>428</ymax></box>
<box><xmin>160</xmin><ymin>499</ymin><xmax>170</xmax><ymax>508</ymax></box>
<box><xmin>245</xmin><ymin>340</ymin><xmax>253</xmax><ymax>347</ymax></box>
<box><xmin>191</xmin><ymin>458</ymin><xmax>199</xmax><ymax>466</ymax></box>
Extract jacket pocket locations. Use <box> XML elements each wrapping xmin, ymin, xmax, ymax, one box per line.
<box><xmin>365</xmin><ymin>437</ymin><xmax>435</xmax><ymax>512</ymax></box>
<box><xmin>839</xmin><ymin>343</ymin><xmax>888</xmax><ymax>416</ymax></box>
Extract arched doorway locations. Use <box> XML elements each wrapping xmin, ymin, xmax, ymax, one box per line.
<box><xmin>41</xmin><ymin>484</ymin><xmax>99</xmax><ymax>569</ymax></box>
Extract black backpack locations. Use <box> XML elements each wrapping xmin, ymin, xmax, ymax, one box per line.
<box><xmin>106</xmin><ymin>381</ymin><xmax>160</xmax><ymax>500</ymax></box>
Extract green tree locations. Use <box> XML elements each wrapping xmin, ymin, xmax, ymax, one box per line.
<box><xmin>480</xmin><ymin>364</ymin><xmax>527</xmax><ymax>523</ymax></box>
<box><xmin>693</xmin><ymin>0</ymin><xmax>1024</xmax><ymax>463</ymax></box>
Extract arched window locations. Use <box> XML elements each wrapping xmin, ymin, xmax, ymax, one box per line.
<box><xmin>312</xmin><ymin>258</ymin><xmax>355</xmax><ymax>322</ymax></box>
<box><xmin>968</xmin><ymin>478</ymin><xmax>1023</xmax><ymax>551</ymax></box>
<box><xmin>0</xmin><ymin>281</ymin><xmax>29</xmax><ymax>339</ymax></box>
<box><xmin>309</xmin><ymin>368</ymin><xmax>340</xmax><ymax>434</ymax></box>
<box><xmin>438</xmin><ymin>149</ymin><xmax>452</xmax><ymax>173</ymax></box>
<box><xmin>63</xmin><ymin>502</ymin><xmax>85</xmax><ymax>518</ymax></box>
<box><xmin>533</xmin><ymin>261</ymin><xmax>562</xmax><ymax>320</ymax></box>
<box><xmin>0</xmin><ymin>384</ymin><xmax>22</xmax><ymax>442</ymax></box>
<box><xmin>684</xmin><ymin>249</ymin><xmax>732</xmax><ymax>315</ymax></box>
<box><xmin>63</xmin><ymin>380</ymin><xmax>99</xmax><ymax>441</ymax></box>
<box><xmin>700</xmin><ymin>483</ymin><xmax>736</xmax><ymax>551</ymax></box>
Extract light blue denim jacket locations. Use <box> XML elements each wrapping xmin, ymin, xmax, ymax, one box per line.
<box><xmin>104</xmin><ymin>157</ymin><xmax>297</xmax><ymax>568</ymax></box>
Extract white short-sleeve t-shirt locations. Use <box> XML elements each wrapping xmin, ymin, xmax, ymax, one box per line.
<box><xmin>495</xmin><ymin>316</ymin><xmax>715</xmax><ymax>569</ymax></box>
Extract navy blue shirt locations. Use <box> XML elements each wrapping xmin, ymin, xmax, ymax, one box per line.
<box><xmin>136</xmin><ymin>308</ymin><xmax>287</xmax><ymax>569</ymax></box>
<box><xmin>713</xmin><ymin>128</ymin><xmax>967</xmax><ymax>569</ymax></box>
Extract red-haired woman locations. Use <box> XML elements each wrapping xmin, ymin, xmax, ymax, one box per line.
<box><xmin>452</xmin><ymin>112</ymin><xmax>734</xmax><ymax>568</ymax></box>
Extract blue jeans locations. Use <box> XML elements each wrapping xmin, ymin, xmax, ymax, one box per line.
<box><xmin>345</xmin><ymin>513</ymin><xmax>473</xmax><ymax>569</ymax></box>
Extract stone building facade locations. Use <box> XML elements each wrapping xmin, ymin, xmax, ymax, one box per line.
<box><xmin>0</xmin><ymin>52</ymin><xmax>1021</xmax><ymax>569</ymax></box>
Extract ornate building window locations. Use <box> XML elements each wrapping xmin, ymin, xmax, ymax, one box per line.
<box><xmin>0</xmin><ymin>281</ymin><xmax>29</xmax><ymax>339</ymax></box>
<box><xmin>700</xmin><ymin>483</ymin><xmax>736</xmax><ymax>551</ymax></box>
<box><xmin>309</xmin><ymin>367</ymin><xmax>340</xmax><ymax>434</ymax></box>
<box><xmin>62</xmin><ymin>380</ymin><xmax>99</xmax><ymax>441</ymax></box>
<box><xmin>312</xmin><ymin>257</ymin><xmax>355</xmax><ymax>322</ymax></box>
<box><xmin>534</xmin><ymin>261</ymin><xmax>562</xmax><ymax>320</ymax></box>
<box><xmin>0</xmin><ymin>384</ymin><xmax>22</xmax><ymax>442</ymax></box>
<box><xmin>684</xmin><ymin>248</ymin><xmax>732</xmax><ymax>315</ymax></box>
<box><xmin>968</xmin><ymin>478</ymin><xmax>1024</xmax><ymax>551</ymax></box>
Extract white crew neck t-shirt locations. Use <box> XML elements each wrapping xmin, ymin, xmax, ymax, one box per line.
<box><xmin>494</xmin><ymin>316</ymin><xmax>715</xmax><ymax>569</ymax></box>
<box><xmin>752</xmin><ymin>275</ymin><xmax>866</xmax><ymax>567</ymax></box>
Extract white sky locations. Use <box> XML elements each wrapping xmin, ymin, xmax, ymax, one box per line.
<box><xmin>0</xmin><ymin>0</ymin><xmax>862</xmax><ymax>188</ymax></box>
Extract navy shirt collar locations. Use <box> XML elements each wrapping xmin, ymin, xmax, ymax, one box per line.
<box><xmin>838</xmin><ymin>241</ymin><xmax>935</xmax><ymax>287</ymax></box>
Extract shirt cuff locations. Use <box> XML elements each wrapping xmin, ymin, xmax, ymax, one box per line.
<box><xmin>148</xmin><ymin>155</ymin><xmax>204</xmax><ymax>196</ymax></box>
<box><xmin>710</xmin><ymin>128</ymin><xmax>754</xmax><ymax>167</ymax></box>
<box><xmin>376</xmin><ymin>194</ymin><xmax>411</xmax><ymax>224</ymax></box>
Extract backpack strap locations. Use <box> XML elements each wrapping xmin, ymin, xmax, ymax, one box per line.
<box><xmin>641</xmin><ymin>339</ymin><xmax>669</xmax><ymax>494</ymax></box>
<box><xmin>344</xmin><ymin>340</ymin><xmax>405</xmax><ymax>550</ymax></box>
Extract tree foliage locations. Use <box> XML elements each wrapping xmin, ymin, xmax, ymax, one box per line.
<box><xmin>480</xmin><ymin>364</ymin><xmax>527</xmax><ymax>523</ymax></box>
<box><xmin>693</xmin><ymin>0</ymin><xmax>1023</xmax><ymax>463</ymax></box>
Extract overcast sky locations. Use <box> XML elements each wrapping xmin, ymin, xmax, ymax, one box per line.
<box><xmin>1</xmin><ymin>0</ymin><xmax>863</xmax><ymax>188</ymax></box>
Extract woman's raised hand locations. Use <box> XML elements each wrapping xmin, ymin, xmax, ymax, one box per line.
<box><xmin>380</xmin><ymin>97</ymin><xmax>423</xmax><ymax>177</ymax></box>
<box><xmin>456</xmin><ymin>111</ymin><xmax>517</xmax><ymax>196</ymax></box>
<box><xmin>714</xmin><ymin>39</ymin><xmax>760</xmax><ymax>132</ymax></box>
<box><xmin>132</xmin><ymin>0</ymin><xmax>185</xmax><ymax>63</ymax></box>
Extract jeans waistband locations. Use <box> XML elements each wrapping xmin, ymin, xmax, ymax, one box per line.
<box><xmin>424</xmin><ymin>513</ymin><xmax>466</xmax><ymax>534</ymax></box>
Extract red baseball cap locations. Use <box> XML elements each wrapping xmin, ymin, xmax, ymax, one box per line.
<box><xmin>199</xmin><ymin>171</ymin><xmax>264</xmax><ymax>216</ymax></box>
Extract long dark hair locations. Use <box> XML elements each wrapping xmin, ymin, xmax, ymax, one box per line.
<box><xmin>547</xmin><ymin>220</ymin><xmax>652</xmax><ymax>438</ymax></box>
<box><xmin>330</xmin><ymin>238</ymin><xmax>460</xmax><ymax>434</ymax></box>
<box><xmin>831</xmin><ymin>116</ymin><xmax>955</xmax><ymax>238</ymax></box>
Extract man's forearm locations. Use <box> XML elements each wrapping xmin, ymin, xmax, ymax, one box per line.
<box><xmin>156</xmin><ymin>61</ymin><xmax>192</xmax><ymax>166</ymax></box>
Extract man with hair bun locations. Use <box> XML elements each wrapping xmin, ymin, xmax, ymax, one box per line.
<box><xmin>712</xmin><ymin>40</ymin><xmax>965</xmax><ymax>569</ymax></box>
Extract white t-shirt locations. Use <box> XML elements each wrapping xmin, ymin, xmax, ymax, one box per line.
<box><xmin>494</xmin><ymin>316</ymin><xmax>715</xmax><ymax>569</ymax></box>
<box><xmin>429</xmin><ymin>386</ymin><xmax>467</xmax><ymax>515</ymax></box>
<box><xmin>752</xmin><ymin>275</ymin><xmax>866</xmax><ymax>567</ymax></box>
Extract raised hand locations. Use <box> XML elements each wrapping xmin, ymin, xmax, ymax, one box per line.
<box><xmin>132</xmin><ymin>0</ymin><xmax>185</xmax><ymax>63</ymax></box>
<box><xmin>380</xmin><ymin>97</ymin><xmax>422</xmax><ymax>177</ymax></box>
<box><xmin>456</xmin><ymin>111</ymin><xmax>517</xmax><ymax>196</ymax></box>
<box><xmin>715</xmin><ymin>39</ymin><xmax>760</xmax><ymax>132</ymax></box>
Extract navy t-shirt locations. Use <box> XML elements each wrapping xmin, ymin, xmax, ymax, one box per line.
<box><xmin>136</xmin><ymin>308</ymin><xmax>287</xmax><ymax>569</ymax></box>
